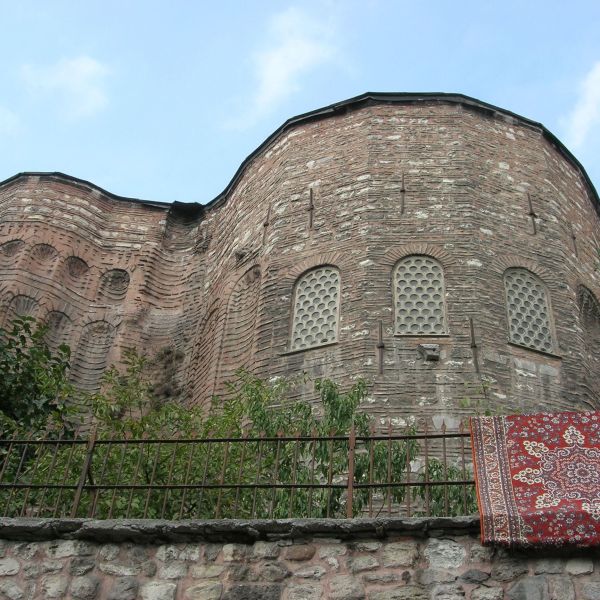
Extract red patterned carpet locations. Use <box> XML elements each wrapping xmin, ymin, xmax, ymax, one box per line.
<box><xmin>470</xmin><ymin>411</ymin><xmax>600</xmax><ymax>547</ymax></box>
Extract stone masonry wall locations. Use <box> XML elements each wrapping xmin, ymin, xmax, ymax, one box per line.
<box><xmin>1</xmin><ymin>95</ymin><xmax>599</xmax><ymax>420</ymax></box>
<box><xmin>0</xmin><ymin>518</ymin><xmax>599</xmax><ymax>600</ymax></box>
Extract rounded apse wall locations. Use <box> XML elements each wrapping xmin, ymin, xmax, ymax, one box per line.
<box><xmin>190</xmin><ymin>96</ymin><xmax>600</xmax><ymax>421</ymax></box>
<box><xmin>1</xmin><ymin>94</ymin><xmax>599</xmax><ymax>423</ymax></box>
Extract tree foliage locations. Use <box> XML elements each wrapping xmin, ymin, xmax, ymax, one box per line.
<box><xmin>0</xmin><ymin>318</ymin><xmax>477</xmax><ymax>519</ymax></box>
<box><xmin>0</xmin><ymin>316</ymin><xmax>75</xmax><ymax>433</ymax></box>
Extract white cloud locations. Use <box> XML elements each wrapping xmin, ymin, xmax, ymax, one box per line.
<box><xmin>0</xmin><ymin>106</ymin><xmax>20</xmax><ymax>136</ymax></box>
<box><xmin>563</xmin><ymin>61</ymin><xmax>600</xmax><ymax>149</ymax></box>
<box><xmin>22</xmin><ymin>56</ymin><xmax>110</xmax><ymax>119</ymax></box>
<box><xmin>227</xmin><ymin>7</ymin><xmax>338</xmax><ymax>128</ymax></box>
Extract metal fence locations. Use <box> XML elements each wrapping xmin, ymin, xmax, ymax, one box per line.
<box><xmin>0</xmin><ymin>422</ymin><xmax>476</xmax><ymax>520</ymax></box>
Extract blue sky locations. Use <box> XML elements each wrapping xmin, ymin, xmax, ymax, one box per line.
<box><xmin>1</xmin><ymin>1</ymin><xmax>600</xmax><ymax>204</ymax></box>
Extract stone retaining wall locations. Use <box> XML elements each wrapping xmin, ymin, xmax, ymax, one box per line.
<box><xmin>0</xmin><ymin>518</ymin><xmax>598</xmax><ymax>599</ymax></box>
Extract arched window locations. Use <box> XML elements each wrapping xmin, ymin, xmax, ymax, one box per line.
<box><xmin>504</xmin><ymin>268</ymin><xmax>554</xmax><ymax>353</ymax></box>
<box><xmin>394</xmin><ymin>256</ymin><xmax>447</xmax><ymax>335</ymax></box>
<box><xmin>291</xmin><ymin>266</ymin><xmax>340</xmax><ymax>351</ymax></box>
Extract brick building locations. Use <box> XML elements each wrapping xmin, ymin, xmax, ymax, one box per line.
<box><xmin>1</xmin><ymin>92</ymin><xmax>599</xmax><ymax>423</ymax></box>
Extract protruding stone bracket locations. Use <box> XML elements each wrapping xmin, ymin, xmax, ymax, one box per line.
<box><xmin>417</xmin><ymin>343</ymin><xmax>440</xmax><ymax>362</ymax></box>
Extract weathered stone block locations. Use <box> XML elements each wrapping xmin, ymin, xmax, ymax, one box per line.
<box><xmin>0</xmin><ymin>558</ymin><xmax>19</xmax><ymax>576</ymax></box>
<box><xmin>284</xmin><ymin>582</ymin><xmax>322</xmax><ymax>600</ymax></box>
<box><xmin>565</xmin><ymin>557</ymin><xmax>594</xmax><ymax>575</ymax></box>
<box><xmin>70</xmin><ymin>575</ymin><xmax>100</xmax><ymax>599</ymax></box>
<box><xmin>328</xmin><ymin>575</ymin><xmax>365</xmax><ymax>599</ymax></box>
<box><xmin>284</xmin><ymin>544</ymin><xmax>316</xmax><ymax>561</ymax></box>
<box><xmin>107</xmin><ymin>577</ymin><xmax>139</xmax><ymax>600</ymax></box>
<box><xmin>507</xmin><ymin>576</ymin><xmax>549</xmax><ymax>600</ymax></box>
<box><xmin>349</xmin><ymin>555</ymin><xmax>379</xmax><ymax>573</ymax></box>
<box><xmin>223</xmin><ymin>584</ymin><xmax>282</xmax><ymax>600</ymax></box>
<box><xmin>41</xmin><ymin>574</ymin><xmax>69</xmax><ymax>599</ymax></box>
<box><xmin>184</xmin><ymin>581</ymin><xmax>223</xmax><ymax>600</ymax></box>
<box><xmin>382</xmin><ymin>541</ymin><xmax>418</xmax><ymax>567</ymax></box>
<box><xmin>424</xmin><ymin>539</ymin><xmax>466</xmax><ymax>569</ymax></box>
<box><xmin>140</xmin><ymin>581</ymin><xmax>177</xmax><ymax>600</ymax></box>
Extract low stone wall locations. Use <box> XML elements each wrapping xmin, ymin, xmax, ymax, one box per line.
<box><xmin>0</xmin><ymin>518</ymin><xmax>598</xmax><ymax>599</ymax></box>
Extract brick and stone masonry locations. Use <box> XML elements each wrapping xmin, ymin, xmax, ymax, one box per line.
<box><xmin>0</xmin><ymin>93</ymin><xmax>599</xmax><ymax>420</ymax></box>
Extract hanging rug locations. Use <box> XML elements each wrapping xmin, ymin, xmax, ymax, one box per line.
<box><xmin>470</xmin><ymin>411</ymin><xmax>600</xmax><ymax>547</ymax></box>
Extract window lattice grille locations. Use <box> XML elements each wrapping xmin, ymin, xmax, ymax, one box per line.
<box><xmin>394</xmin><ymin>256</ymin><xmax>447</xmax><ymax>335</ymax></box>
<box><xmin>291</xmin><ymin>266</ymin><xmax>340</xmax><ymax>351</ymax></box>
<box><xmin>504</xmin><ymin>269</ymin><xmax>553</xmax><ymax>353</ymax></box>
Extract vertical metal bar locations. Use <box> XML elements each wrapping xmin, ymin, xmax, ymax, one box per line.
<box><xmin>18</xmin><ymin>435</ymin><xmax>47</xmax><ymax>517</ymax></box>
<box><xmin>307</xmin><ymin>429</ymin><xmax>317</xmax><ymax>518</ymax></box>
<box><xmin>71</xmin><ymin>427</ymin><xmax>97</xmax><ymax>518</ymax></box>
<box><xmin>251</xmin><ymin>434</ymin><xmax>265</xmax><ymax>518</ymax></box>
<box><xmin>269</xmin><ymin>432</ymin><xmax>283</xmax><ymax>519</ymax></box>
<box><xmin>442</xmin><ymin>421</ymin><xmax>449</xmax><ymax>515</ymax></box>
<box><xmin>178</xmin><ymin>440</ymin><xmax>197</xmax><ymax>520</ymax></box>
<box><xmin>368</xmin><ymin>425</ymin><xmax>375</xmax><ymax>518</ymax></box>
<box><xmin>424</xmin><ymin>420</ymin><xmax>430</xmax><ymax>516</ymax></box>
<box><xmin>215</xmin><ymin>439</ymin><xmax>231</xmax><ymax>519</ymax></box>
<box><xmin>460</xmin><ymin>422</ymin><xmax>468</xmax><ymax>513</ymax></box>
<box><xmin>400</xmin><ymin>172</ymin><xmax>406</xmax><ymax>215</ymax></box>
<box><xmin>527</xmin><ymin>193</ymin><xmax>537</xmax><ymax>235</ymax></box>
<box><xmin>91</xmin><ymin>439</ymin><xmax>113</xmax><ymax>518</ymax></box>
<box><xmin>126</xmin><ymin>440</ymin><xmax>146</xmax><ymax>519</ymax></box>
<box><xmin>346</xmin><ymin>425</ymin><xmax>356</xmax><ymax>518</ymax></box>
<box><xmin>52</xmin><ymin>434</ymin><xmax>80</xmax><ymax>517</ymax></box>
<box><xmin>4</xmin><ymin>434</ymin><xmax>32</xmax><ymax>517</ymax></box>
<box><xmin>143</xmin><ymin>441</ymin><xmax>162</xmax><ymax>518</ymax></box>
<box><xmin>469</xmin><ymin>317</ymin><xmax>480</xmax><ymax>374</ymax></box>
<box><xmin>108</xmin><ymin>442</ymin><xmax>128</xmax><ymax>519</ymax></box>
<box><xmin>234</xmin><ymin>434</ymin><xmax>248</xmax><ymax>518</ymax></box>
<box><xmin>288</xmin><ymin>432</ymin><xmax>300</xmax><ymax>518</ymax></box>
<box><xmin>36</xmin><ymin>433</ymin><xmax>64</xmax><ymax>517</ymax></box>
<box><xmin>405</xmin><ymin>423</ymin><xmax>412</xmax><ymax>517</ymax></box>
<box><xmin>262</xmin><ymin>204</ymin><xmax>271</xmax><ymax>246</ymax></box>
<box><xmin>377</xmin><ymin>321</ymin><xmax>385</xmax><ymax>375</ymax></box>
<box><xmin>386</xmin><ymin>421</ymin><xmax>392</xmax><ymax>516</ymax></box>
<box><xmin>308</xmin><ymin>188</ymin><xmax>315</xmax><ymax>229</ymax></box>
<box><xmin>326</xmin><ymin>432</ymin><xmax>334</xmax><ymax>518</ymax></box>
<box><xmin>197</xmin><ymin>437</ymin><xmax>213</xmax><ymax>518</ymax></box>
<box><xmin>160</xmin><ymin>440</ymin><xmax>180</xmax><ymax>519</ymax></box>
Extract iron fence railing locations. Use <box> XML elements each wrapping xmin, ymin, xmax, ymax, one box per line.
<box><xmin>0</xmin><ymin>422</ymin><xmax>476</xmax><ymax>520</ymax></box>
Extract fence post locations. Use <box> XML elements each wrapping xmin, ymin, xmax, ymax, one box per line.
<box><xmin>71</xmin><ymin>427</ymin><xmax>97</xmax><ymax>518</ymax></box>
<box><xmin>346</xmin><ymin>424</ymin><xmax>356</xmax><ymax>518</ymax></box>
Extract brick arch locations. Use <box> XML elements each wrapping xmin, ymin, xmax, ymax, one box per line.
<box><xmin>383</xmin><ymin>244</ymin><xmax>457</xmax><ymax>268</ymax></box>
<box><xmin>285</xmin><ymin>251</ymin><xmax>346</xmax><ymax>282</ymax></box>
<box><xmin>98</xmin><ymin>268</ymin><xmax>130</xmax><ymax>302</ymax></box>
<box><xmin>43</xmin><ymin>310</ymin><xmax>74</xmax><ymax>353</ymax></box>
<box><xmin>491</xmin><ymin>255</ymin><xmax>557</xmax><ymax>291</ymax></box>
<box><xmin>189</xmin><ymin>302</ymin><xmax>222</xmax><ymax>406</ymax></box>
<box><xmin>1</xmin><ymin>292</ymin><xmax>41</xmax><ymax>326</ymax></box>
<box><xmin>215</xmin><ymin>265</ymin><xmax>262</xmax><ymax>394</ymax></box>
<box><xmin>0</xmin><ymin>239</ymin><xmax>26</xmax><ymax>266</ymax></box>
<box><xmin>27</xmin><ymin>243</ymin><xmax>59</xmax><ymax>277</ymax></box>
<box><xmin>577</xmin><ymin>285</ymin><xmax>600</xmax><ymax>405</ymax></box>
<box><xmin>70</xmin><ymin>319</ymin><xmax>117</xmax><ymax>392</ymax></box>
